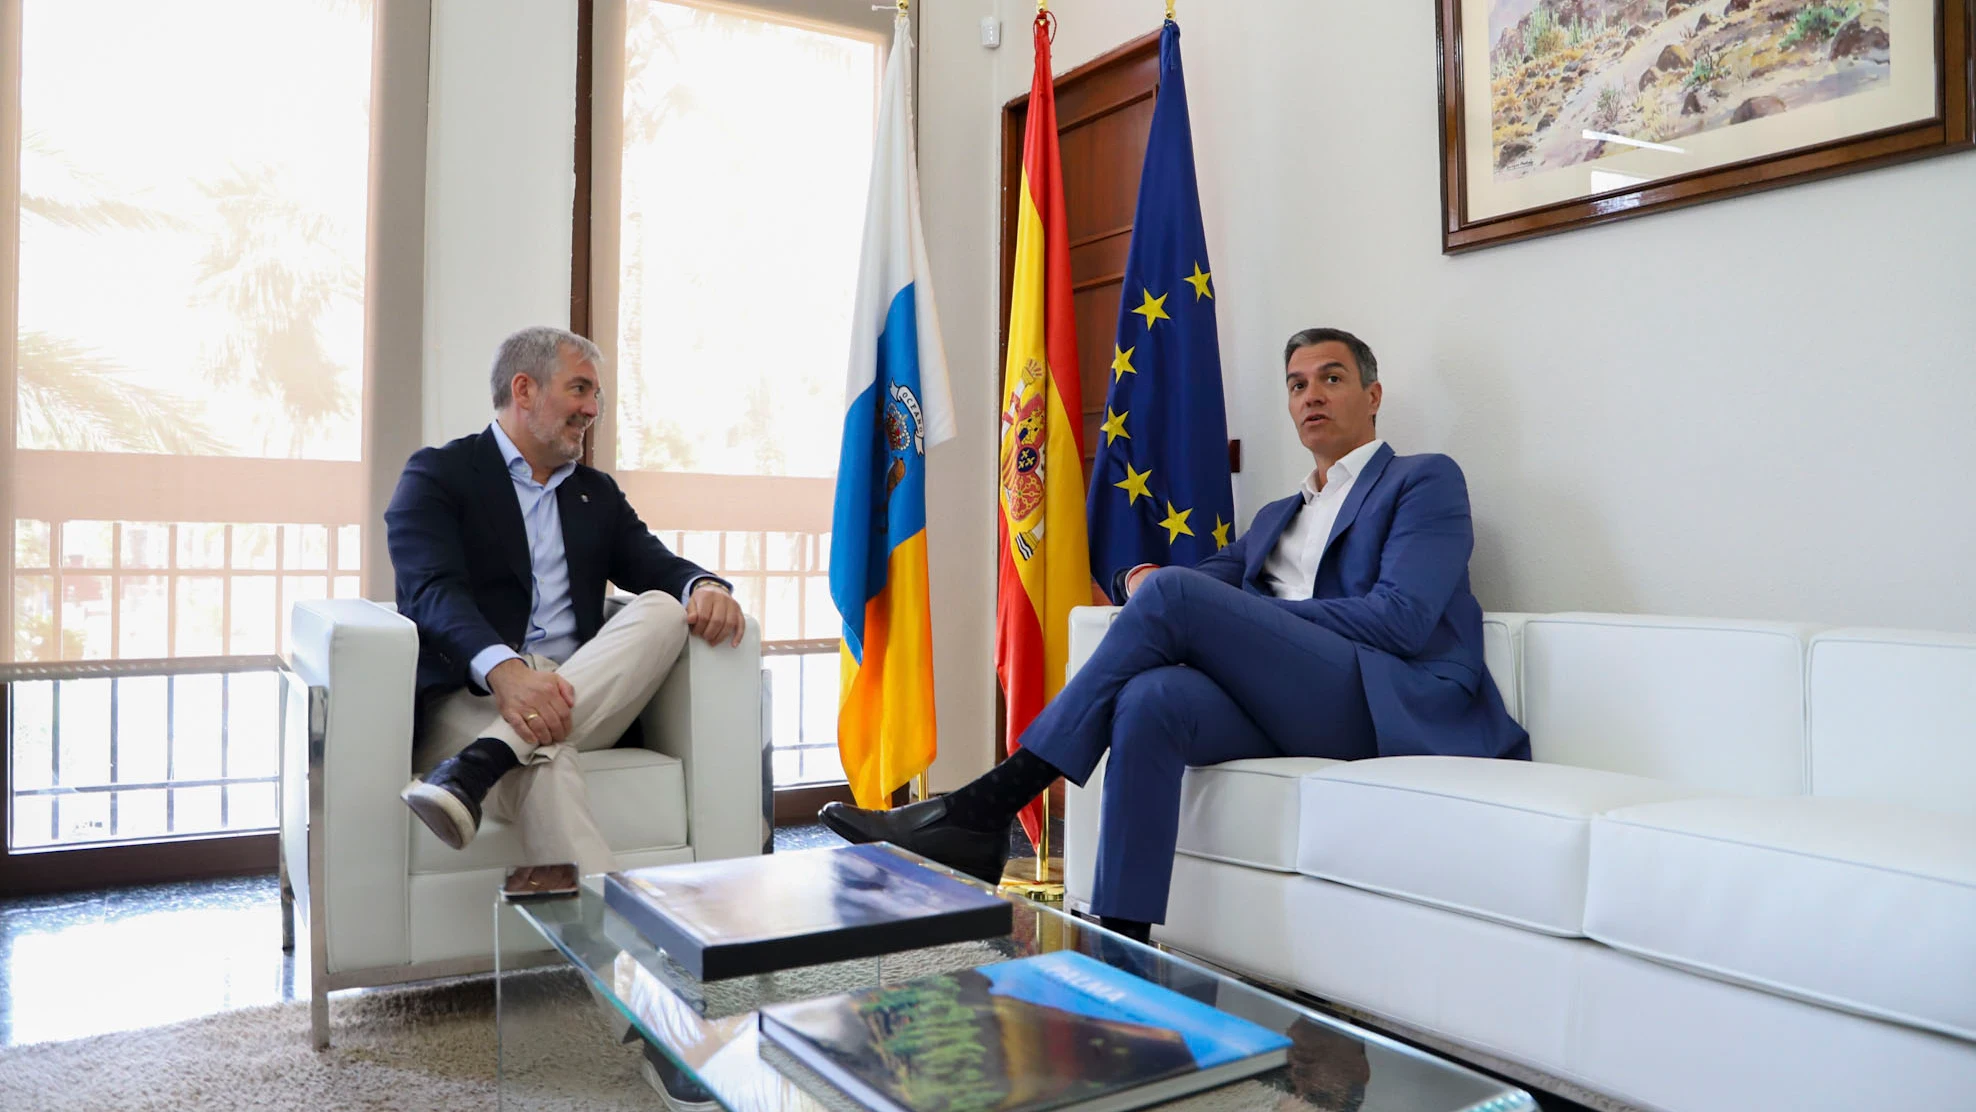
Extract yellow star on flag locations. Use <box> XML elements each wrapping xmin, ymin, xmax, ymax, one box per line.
<box><xmin>1211</xmin><ymin>515</ymin><xmax>1232</xmax><ymax>549</ymax></box>
<box><xmin>1111</xmin><ymin>345</ymin><xmax>1137</xmax><ymax>383</ymax></box>
<box><xmin>1185</xmin><ymin>262</ymin><xmax>1213</xmax><ymax>300</ymax></box>
<box><xmin>1100</xmin><ymin>407</ymin><xmax>1130</xmax><ymax>445</ymax></box>
<box><xmin>1159</xmin><ymin>501</ymin><xmax>1195</xmax><ymax>543</ymax></box>
<box><xmin>1115</xmin><ymin>462</ymin><xmax>1153</xmax><ymax>505</ymax></box>
<box><xmin>1131</xmin><ymin>289</ymin><xmax>1170</xmax><ymax>329</ymax></box>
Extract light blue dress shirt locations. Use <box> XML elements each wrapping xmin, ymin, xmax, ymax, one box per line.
<box><xmin>470</xmin><ymin>421</ymin><xmax>581</xmax><ymax>687</ymax></box>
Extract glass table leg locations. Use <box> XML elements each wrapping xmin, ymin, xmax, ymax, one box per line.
<box><xmin>495</xmin><ymin>897</ymin><xmax>506</xmax><ymax>1112</ymax></box>
<box><xmin>493</xmin><ymin>896</ymin><xmax>653</xmax><ymax>1110</ymax></box>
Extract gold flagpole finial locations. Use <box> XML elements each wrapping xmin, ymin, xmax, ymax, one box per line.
<box><xmin>1166</xmin><ymin>0</ymin><xmax>1176</xmax><ymax>20</ymax></box>
<box><xmin>897</xmin><ymin>0</ymin><xmax>907</xmax><ymax>12</ymax></box>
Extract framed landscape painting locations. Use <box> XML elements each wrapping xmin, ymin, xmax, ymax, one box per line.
<box><xmin>1438</xmin><ymin>0</ymin><xmax>1975</xmax><ymax>251</ymax></box>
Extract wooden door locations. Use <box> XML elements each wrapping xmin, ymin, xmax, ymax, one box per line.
<box><xmin>999</xmin><ymin>31</ymin><xmax>1161</xmax><ymax>479</ymax></box>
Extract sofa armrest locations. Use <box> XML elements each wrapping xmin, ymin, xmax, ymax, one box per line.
<box><xmin>287</xmin><ymin>598</ymin><xmax>421</xmax><ymax>972</ymax></box>
<box><xmin>645</xmin><ymin>616</ymin><xmax>764</xmax><ymax>863</ymax></box>
<box><xmin>1062</xmin><ymin>606</ymin><xmax>1121</xmax><ymax>911</ymax></box>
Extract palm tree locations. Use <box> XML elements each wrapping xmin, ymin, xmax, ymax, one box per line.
<box><xmin>17</xmin><ymin>333</ymin><xmax>223</xmax><ymax>454</ymax></box>
<box><xmin>615</xmin><ymin>5</ymin><xmax>710</xmax><ymax>472</ymax></box>
<box><xmin>190</xmin><ymin>164</ymin><xmax>361</xmax><ymax>458</ymax></box>
<box><xmin>15</xmin><ymin>133</ymin><xmax>223</xmax><ymax>454</ymax></box>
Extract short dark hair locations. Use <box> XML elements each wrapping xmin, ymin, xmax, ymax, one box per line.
<box><xmin>1283</xmin><ymin>328</ymin><xmax>1378</xmax><ymax>388</ymax></box>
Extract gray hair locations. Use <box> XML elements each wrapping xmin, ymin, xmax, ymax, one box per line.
<box><xmin>490</xmin><ymin>326</ymin><xmax>604</xmax><ymax>409</ymax></box>
<box><xmin>1283</xmin><ymin>327</ymin><xmax>1379</xmax><ymax>388</ymax></box>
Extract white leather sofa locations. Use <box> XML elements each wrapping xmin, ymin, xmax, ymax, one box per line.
<box><xmin>1064</xmin><ymin>610</ymin><xmax>1976</xmax><ymax>1111</ymax></box>
<box><xmin>281</xmin><ymin>598</ymin><xmax>765</xmax><ymax>1047</ymax></box>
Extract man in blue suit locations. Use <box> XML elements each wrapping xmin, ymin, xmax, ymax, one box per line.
<box><xmin>824</xmin><ymin>328</ymin><xmax>1528</xmax><ymax>942</ymax></box>
<box><xmin>388</xmin><ymin>326</ymin><xmax>745</xmax><ymax>876</ymax></box>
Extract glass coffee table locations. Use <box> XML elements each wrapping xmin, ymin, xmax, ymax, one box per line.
<box><xmin>494</xmin><ymin>844</ymin><xmax>1535</xmax><ymax>1112</ymax></box>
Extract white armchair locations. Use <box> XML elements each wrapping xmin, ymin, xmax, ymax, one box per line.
<box><xmin>280</xmin><ymin>598</ymin><xmax>765</xmax><ymax>1048</ymax></box>
<box><xmin>1062</xmin><ymin>606</ymin><xmax>1120</xmax><ymax>914</ymax></box>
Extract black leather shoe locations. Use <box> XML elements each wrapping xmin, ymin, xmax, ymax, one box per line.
<box><xmin>818</xmin><ymin>798</ymin><xmax>1011</xmax><ymax>886</ymax></box>
<box><xmin>399</xmin><ymin>738</ymin><xmax>515</xmax><ymax>850</ymax></box>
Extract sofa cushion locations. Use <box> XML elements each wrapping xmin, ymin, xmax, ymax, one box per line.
<box><xmin>410</xmin><ymin>747</ymin><xmax>688</xmax><ymax>873</ymax></box>
<box><xmin>1480</xmin><ymin>612</ymin><xmax>1528</xmax><ymax>723</ymax></box>
<box><xmin>1520</xmin><ymin>614</ymin><xmax>1814</xmax><ymax>795</ymax></box>
<box><xmin>1297</xmin><ymin>756</ymin><xmax>1701</xmax><ymax>935</ymax></box>
<box><xmin>1586</xmin><ymin>796</ymin><xmax>1976</xmax><ymax>1040</ymax></box>
<box><xmin>1809</xmin><ymin>629</ymin><xmax>1976</xmax><ymax>817</ymax></box>
<box><xmin>1175</xmin><ymin>758</ymin><xmax>1341</xmax><ymax>872</ymax></box>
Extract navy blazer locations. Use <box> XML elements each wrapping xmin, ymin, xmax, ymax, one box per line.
<box><xmin>1188</xmin><ymin>444</ymin><xmax>1528</xmax><ymax>761</ymax></box>
<box><xmin>384</xmin><ymin>428</ymin><xmax>718</xmax><ymax>710</ymax></box>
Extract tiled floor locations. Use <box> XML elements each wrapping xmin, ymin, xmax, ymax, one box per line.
<box><xmin>0</xmin><ymin>872</ymin><xmax>298</xmax><ymax>1048</ymax></box>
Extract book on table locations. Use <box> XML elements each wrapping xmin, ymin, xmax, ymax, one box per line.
<box><xmin>757</xmin><ymin>950</ymin><xmax>1292</xmax><ymax>1112</ymax></box>
<box><xmin>603</xmin><ymin>843</ymin><xmax>1014</xmax><ymax>981</ymax></box>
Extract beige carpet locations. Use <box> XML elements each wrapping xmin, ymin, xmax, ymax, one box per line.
<box><xmin>0</xmin><ymin>971</ymin><xmax>653</xmax><ymax>1112</ymax></box>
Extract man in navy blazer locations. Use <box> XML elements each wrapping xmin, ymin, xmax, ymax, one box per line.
<box><xmin>823</xmin><ymin>328</ymin><xmax>1528</xmax><ymax>942</ymax></box>
<box><xmin>389</xmin><ymin>326</ymin><xmax>744</xmax><ymax>875</ymax></box>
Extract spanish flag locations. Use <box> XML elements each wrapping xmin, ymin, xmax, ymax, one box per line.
<box><xmin>830</xmin><ymin>11</ymin><xmax>955</xmax><ymax>809</ymax></box>
<box><xmin>996</xmin><ymin>11</ymin><xmax>1090</xmax><ymax>847</ymax></box>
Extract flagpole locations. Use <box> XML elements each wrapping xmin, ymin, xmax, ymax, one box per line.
<box><xmin>996</xmin><ymin>0</ymin><xmax>1075</xmax><ymax>908</ymax></box>
<box><xmin>903</xmin><ymin>0</ymin><xmax>923</xmax><ymax>812</ymax></box>
<box><xmin>1037</xmin><ymin>791</ymin><xmax>1050</xmax><ymax>881</ymax></box>
<box><xmin>833</xmin><ymin>0</ymin><xmax>952</xmax><ymax>818</ymax></box>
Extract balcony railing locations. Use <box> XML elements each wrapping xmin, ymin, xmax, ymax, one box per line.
<box><xmin>3</xmin><ymin>657</ymin><xmax>288</xmax><ymax>850</ymax></box>
<box><xmin>4</xmin><ymin>517</ymin><xmax>845</xmax><ymax>852</ymax></box>
<box><xmin>649</xmin><ymin>529</ymin><xmax>844</xmax><ymax>788</ymax></box>
<box><xmin>11</xmin><ymin>519</ymin><xmax>363</xmax><ymax>663</ymax></box>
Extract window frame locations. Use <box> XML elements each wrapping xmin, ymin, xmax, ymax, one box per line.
<box><xmin>0</xmin><ymin>0</ymin><xmax>430</xmax><ymax>895</ymax></box>
<box><xmin>575</xmin><ymin>0</ymin><xmax>905</xmax><ymax>813</ymax></box>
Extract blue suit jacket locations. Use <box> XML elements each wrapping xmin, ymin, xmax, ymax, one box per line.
<box><xmin>1188</xmin><ymin>444</ymin><xmax>1528</xmax><ymax>761</ymax></box>
<box><xmin>384</xmin><ymin>428</ymin><xmax>718</xmax><ymax>713</ymax></box>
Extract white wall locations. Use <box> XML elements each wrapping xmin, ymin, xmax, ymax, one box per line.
<box><xmin>919</xmin><ymin>4</ymin><xmax>1004</xmax><ymax>788</ymax></box>
<box><xmin>921</xmin><ymin>0</ymin><xmax>1976</xmax><ymax>648</ymax></box>
<box><xmin>421</xmin><ymin>0</ymin><xmax>578</xmax><ymax>446</ymax></box>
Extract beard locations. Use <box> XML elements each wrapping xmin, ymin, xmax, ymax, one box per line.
<box><xmin>528</xmin><ymin>411</ymin><xmax>588</xmax><ymax>463</ymax></box>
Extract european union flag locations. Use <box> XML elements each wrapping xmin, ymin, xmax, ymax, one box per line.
<box><xmin>1087</xmin><ymin>19</ymin><xmax>1233</xmax><ymax>600</ymax></box>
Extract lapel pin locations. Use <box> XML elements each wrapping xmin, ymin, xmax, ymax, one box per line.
<box><xmin>580</xmin><ymin>494</ymin><xmax>589</xmax><ymax>503</ymax></box>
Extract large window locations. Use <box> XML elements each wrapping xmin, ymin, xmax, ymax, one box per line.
<box><xmin>3</xmin><ymin>0</ymin><xmax>377</xmax><ymax>853</ymax></box>
<box><xmin>598</xmin><ymin>0</ymin><xmax>888</xmax><ymax>788</ymax></box>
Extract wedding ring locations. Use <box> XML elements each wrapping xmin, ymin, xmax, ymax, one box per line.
<box><xmin>524</xmin><ymin>712</ymin><xmax>541</xmax><ymax>721</ymax></box>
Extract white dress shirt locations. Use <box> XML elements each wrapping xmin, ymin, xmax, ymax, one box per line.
<box><xmin>1258</xmin><ymin>439</ymin><xmax>1385</xmax><ymax>601</ymax></box>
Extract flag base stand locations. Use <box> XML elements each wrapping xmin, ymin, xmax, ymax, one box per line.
<box><xmin>996</xmin><ymin>788</ymin><xmax>1063</xmax><ymax>903</ymax></box>
<box><xmin>998</xmin><ymin>857</ymin><xmax>1064</xmax><ymax>904</ymax></box>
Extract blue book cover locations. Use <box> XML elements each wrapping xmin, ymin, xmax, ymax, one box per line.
<box><xmin>759</xmin><ymin>950</ymin><xmax>1291</xmax><ymax>1112</ymax></box>
<box><xmin>604</xmin><ymin>844</ymin><xmax>1013</xmax><ymax>980</ymax></box>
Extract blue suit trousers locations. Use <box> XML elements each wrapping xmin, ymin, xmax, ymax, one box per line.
<box><xmin>1020</xmin><ymin>569</ymin><xmax>1377</xmax><ymax>923</ymax></box>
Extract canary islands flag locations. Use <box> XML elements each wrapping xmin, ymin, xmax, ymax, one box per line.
<box><xmin>1088</xmin><ymin>19</ymin><xmax>1233</xmax><ymax>596</ymax></box>
<box><xmin>829</xmin><ymin>12</ymin><xmax>955</xmax><ymax>810</ymax></box>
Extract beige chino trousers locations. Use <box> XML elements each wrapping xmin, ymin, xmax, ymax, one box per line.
<box><xmin>413</xmin><ymin>590</ymin><xmax>690</xmax><ymax>875</ymax></box>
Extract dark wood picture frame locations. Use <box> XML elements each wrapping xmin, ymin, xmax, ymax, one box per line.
<box><xmin>1438</xmin><ymin>0</ymin><xmax>1976</xmax><ymax>253</ymax></box>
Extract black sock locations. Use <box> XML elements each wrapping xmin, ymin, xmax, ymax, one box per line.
<box><xmin>940</xmin><ymin>748</ymin><xmax>1061</xmax><ymax>833</ymax></box>
<box><xmin>1099</xmin><ymin>916</ymin><xmax>1152</xmax><ymax>945</ymax></box>
<box><xmin>442</xmin><ymin>737</ymin><xmax>521</xmax><ymax>800</ymax></box>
